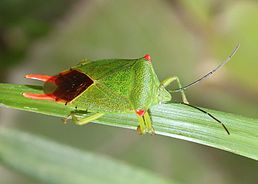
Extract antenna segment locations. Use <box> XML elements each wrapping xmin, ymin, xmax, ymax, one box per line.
<box><xmin>172</xmin><ymin>44</ymin><xmax>240</xmax><ymax>93</ymax></box>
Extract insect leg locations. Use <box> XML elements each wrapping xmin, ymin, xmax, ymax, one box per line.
<box><xmin>161</xmin><ymin>76</ymin><xmax>189</xmax><ymax>104</ymax></box>
<box><xmin>143</xmin><ymin>111</ymin><xmax>155</xmax><ymax>134</ymax></box>
<box><xmin>71</xmin><ymin>112</ymin><xmax>104</xmax><ymax>125</ymax></box>
<box><xmin>136</xmin><ymin>115</ymin><xmax>146</xmax><ymax>135</ymax></box>
<box><xmin>136</xmin><ymin>110</ymin><xmax>154</xmax><ymax>134</ymax></box>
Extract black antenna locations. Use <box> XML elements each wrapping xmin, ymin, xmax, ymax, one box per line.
<box><xmin>175</xmin><ymin>102</ymin><xmax>230</xmax><ymax>135</ymax></box>
<box><xmin>172</xmin><ymin>44</ymin><xmax>240</xmax><ymax>93</ymax></box>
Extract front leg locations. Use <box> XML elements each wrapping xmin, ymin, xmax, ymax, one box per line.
<box><xmin>161</xmin><ymin>76</ymin><xmax>189</xmax><ymax>104</ymax></box>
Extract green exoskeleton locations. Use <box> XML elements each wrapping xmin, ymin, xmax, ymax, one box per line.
<box><xmin>23</xmin><ymin>45</ymin><xmax>239</xmax><ymax>134</ymax></box>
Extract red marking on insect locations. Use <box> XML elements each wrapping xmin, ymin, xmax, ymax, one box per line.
<box><xmin>25</xmin><ymin>74</ymin><xmax>57</xmax><ymax>83</ymax></box>
<box><xmin>136</xmin><ymin>109</ymin><xmax>145</xmax><ymax>116</ymax></box>
<box><xmin>23</xmin><ymin>70</ymin><xmax>94</xmax><ymax>103</ymax></box>
<box><xmin>143</xmin><ymin>54</ymin><xmax>151</xmax><ymax>62</ymax></box>
<box><xmin>23</xmin><ymin>92</ymin><xmax>55</xmax><ymax>100</ymax></box>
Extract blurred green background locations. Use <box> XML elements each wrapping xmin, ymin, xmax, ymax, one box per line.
<box><xmin>1</xmin><ymin>0</ymin><xmax>258</xmax><ymax>183</ymax></box>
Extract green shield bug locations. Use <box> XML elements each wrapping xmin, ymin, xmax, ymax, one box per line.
<box><xmin>23</xmin><ymin>45</ymin><xmax>239</xmax><ymax>135</ymax></box>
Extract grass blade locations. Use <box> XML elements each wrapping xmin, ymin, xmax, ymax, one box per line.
<box><xmin>0</xmin><ymin>128</ymin><xmax>173</xmax><ymax>184</ymax></box>
<box><xmin>0</xmin><ymin>83</ymin><xmax>258</xmax><ymax>160</ymax></box>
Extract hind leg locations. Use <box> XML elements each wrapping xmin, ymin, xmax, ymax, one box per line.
<box><xmin>64</xmin><ymin>112</ymin><xmax>104</xmax><ymax>125</ymax></box>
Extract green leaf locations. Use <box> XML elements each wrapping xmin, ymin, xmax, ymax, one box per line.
<box><xmin>0</xmin><ymin>128</ymin><xmax>173</xmax><ymax>184</ymax></box>
<box><xmin>1</xmin><ymin>83</ymin><xmax>258</xmax><ymax>161</ymax></box>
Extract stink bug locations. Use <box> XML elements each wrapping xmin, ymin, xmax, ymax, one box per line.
<box><xmin>23</xmin><ymin>45</ymin><xmax>239</xmax><ymax>134</ymax></box>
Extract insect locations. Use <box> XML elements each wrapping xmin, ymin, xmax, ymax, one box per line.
<box><xmin>23</xmin><ymin>45</ymin><xmax>239</xmax><ymax>135</ymax></box>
